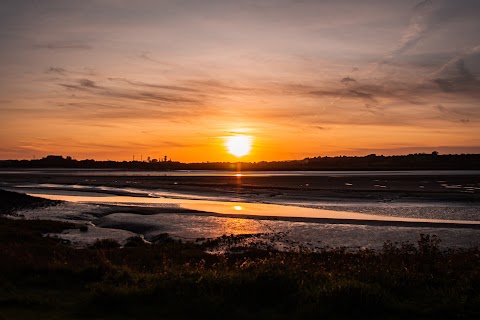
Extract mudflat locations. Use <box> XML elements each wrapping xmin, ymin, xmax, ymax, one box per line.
<box><xmin>1</xmin><ymin>170</ymin><xmax>479</xmax><ymax>203</ymax></box>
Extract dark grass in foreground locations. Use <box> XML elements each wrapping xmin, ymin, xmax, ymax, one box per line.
<box><xmin>0</xmin><ymin>189</ymin><xmax>61</xmax><ymax>216</ymax></box>
<box><xmin>1</xmin><ymin>190</ymin><xmax>480</xmax><ymax>319</ymax></box>
<box><xmin>2</xmin><ymin>220</ymin><xmax>480</xmax><ymax>319</ymax></box>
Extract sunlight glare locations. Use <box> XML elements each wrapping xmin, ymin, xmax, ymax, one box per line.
<box><xmin>225</xmin><ymin>135</ymin><xmax>253</xmax><ymax>157</ymax></box>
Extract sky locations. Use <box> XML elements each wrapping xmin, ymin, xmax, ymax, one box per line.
<box><xmin>1</xmin><ymin>0</ymin><xmax>479</xmax><ymax>162</ymax></box>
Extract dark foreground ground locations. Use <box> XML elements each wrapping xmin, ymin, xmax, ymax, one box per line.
<box><xmin>1</xmin><ymin>189</ymin><xmax>480</xmax><ymax>319</ymax></box>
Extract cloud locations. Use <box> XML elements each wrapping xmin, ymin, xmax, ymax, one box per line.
<box><xmin>49</xmin><ymin>97</ymin><xmax>215</xmax><ymax>125</ymax></box>
<box><xmin>456</xmin><ymin>59</ymin><xmax>476</xmax><ymax>83</ymax></box>
<box><xmin>183</xmin><ymin>79</ymin><xmax>255</xmax><ymax>93</ymax></box>
<box><xmin>433</xmin><ymin>78</ymin><xmax>454</xmax><ymax>92</ymax></box>
<box><xmin>383</xmin><ymin>0</ymin><xmax>433</xmax><ymax>62</ymax></box>
<box><xmin>137</xmin><ymin>51</ymin><xmax>174</xmax><ymax>66</ymax></box>
<box><xmin>349</xmin><ymin>90</ymin><xmax>376</xmax><ymax>101</ymax></box>
<box><xmin>45</xmin><ymin>66</ymin><xmax>97</xmax><ymax>78</ymax></box>
<box><xmin>433</xmin><ymin>44</ymin><xmax>480</xmax><ymax>77</ymax></box>
<box><xmin>43</xmin><ymin>49</ymin><xmax>479</xmax><ymax>130</ymax></box>
<box><xmin>381</xmin><ymin>0</ymin><xmax>480</xmax><ymax>67</ymax></box>
<box><xmin>46</xmin><ymin>67</ymin><xmax>67</xmax><ymax>75</ymax></box>
<box><xmin>78</xmin><ymin>79</ymin><xmax>101</xmax><ymax>89</ymax></box>
<box><xmin>59</xmin><ymin>78</ymin><xmax>200</xmax><ymax>104</ymax></box>
<box><xmin>33</xmin><ymin>42</ymin><xmax>92</xmax><ymax>50</ymax></box>
<box><xmin>108</xmin><ymin>77</ymin><xmax>198</xmax><ymax>92</ymax></box>
<box><xmin>364</xmin><ymin>103</ymin><xmax>384</xmax><ymax>116</ymax></box>
<box><xmin>309</xmin><ymin>88</ymin><xmax>376</xmax><ymax>102</ymax></box>
<box><xmin>60</xmin><ymin>79</ymin><xmax>100</xmax><ymax>91</ymax></box>
<box><xmin>340</xmin><ymin>77</ymin><xmax>357</xmax><ymax>85</ymax></box>
<box><xmin>432</xmin><ymin>59</ymin><xmax>480</xmax><ymax>95</ymax></box>
<box><xmin>432</xmin><ymin>104</ymin><xmax>472</xmax><ymax>124</ymax></box>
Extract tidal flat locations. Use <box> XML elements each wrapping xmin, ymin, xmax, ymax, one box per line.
<box><xmin>1</xmin><ymin>169</ymin><xmax>480</xmax><ymax>249</ymax></box>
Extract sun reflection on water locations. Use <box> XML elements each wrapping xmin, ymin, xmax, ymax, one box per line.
<box><xmin>233</xmin><ymin>205</ymin><xmax>243</xmax><ymax>211</ymax></box>
<box><xmin>218</xmin><ymin>216</ymin><xmax>264</xmax><ymax>235</ymax></box>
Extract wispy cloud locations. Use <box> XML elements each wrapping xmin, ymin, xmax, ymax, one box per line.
<box><xmin>33</xmin><ymin>42</ymin><xmax>92</xmax><ymax>50</ymax></box>
<box><xmin>183</xmin><ymin>79</ymin><xmax>256</xmax><ymax>93</ymax></box>
<box><xmin>46</xmin><ymin>67</ymin><xmax>67</xmax><ymax>75</ymax></box>
<box><xmin>340</xmin><ymin>77</ymin><xmax>357</xmax><ymax>85</ymax></box>
<box><xmin>432</xmin><ymin>45</ymin><xmax>480</xmax><ymax>77</ymax></box>
<box><xmin>433</xmin><ymin>104</ymin><xmax>472</xmax><ymax>124</ymax></box>
<box><xmin>383</xmin><ymin>0</ymin><xmax>433</xmax><ymax>62</ymax></box>
<box><xmin>432</xmin><ymin>59</ymin><xmax>480</xmax><ymax>97</ymax></box>
<box><xmin>309</xmin><ymin>88</ymin><xmax>376</xmax><ymax>102</ymax></box>
<box><xmin>108</xmin><ymin>77</ymin><xmax>198</xmax><ymax>92</ymax></box>
<box><xmin>59</xmin><ymin>78</ymin><xmax>201</xmax><ymax>104</ymax></box>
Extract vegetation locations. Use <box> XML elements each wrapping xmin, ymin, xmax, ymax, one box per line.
<box><xmin>0</xmin><ymin>189</ymin><xmax>60</xmax><ymax>216</ymax></box>
<box><xmin>1</xmin><ymin>152</ymin><xmax>480</xmax><ymax>170</ymax></box>
<box><xmin>1</xmin><ymin>217</ymin><xmax>480</xmax><ymax>319</ymax></box>
<box><xmin>1</xmin><ymin>189</ymin><xmax>480</xmax><ymax>319</ymax></box>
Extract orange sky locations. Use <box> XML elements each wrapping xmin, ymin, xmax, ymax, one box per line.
<box><xmin>1</xmin><ymin>1</ymin><xmax>480</xmax><ymax>162</ymax></box>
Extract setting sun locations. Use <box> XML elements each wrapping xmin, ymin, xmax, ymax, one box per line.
<box><xmin>225</xmin><ymin>135</ymin><xmax>253</xmax><ymax>157</ymax></box>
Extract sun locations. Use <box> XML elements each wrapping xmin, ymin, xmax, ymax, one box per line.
<box><xmin>225</xmin><ymin>135</ymin><xmax>253</xmax><ymax>157</ymax></box>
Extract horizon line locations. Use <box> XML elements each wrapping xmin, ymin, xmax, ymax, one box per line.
<box><xmin>2</xmin><ymin>151</ymin><xmax>480</xmax><ymax>164</ymax></box>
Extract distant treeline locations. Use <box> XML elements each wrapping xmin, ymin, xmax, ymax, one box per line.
<box><xmin>1</xmin><ymin>152</ymin><xmax>480</xmax><ymax>170</ymax></box>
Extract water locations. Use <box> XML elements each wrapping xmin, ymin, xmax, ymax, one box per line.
<box><xmin>2</xmin><ymin>168</ymin><xmax>480</xmax><ymax>177</ymax></box>
<box><xmin>2</xmin><ymin>169</ymin><xmax>480</xmax><ymax>249</ymax></box>
<box><xmin>24</xmin><ymin>192</ymin><xmax>480</xmax><ymax>226</ymax></box>
<box><xmin>9</xmin><ymin>182</ymin><xmax>480</xmax><ymax>222</ymax></box>
<box><xmin>26</xmin><ymin>200</ymin><xmax>480</xmax><ymax>250</ymax></box>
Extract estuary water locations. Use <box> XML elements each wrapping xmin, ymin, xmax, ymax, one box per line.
<box><xmin>2</xmin><ymin>169</ymin><xmax>479</xmax><ymax>249</ymax></box>
<box><xmin>1</xmin><ymin>168</ymin><xmax>480</xmax><ymax>177</ymax></box>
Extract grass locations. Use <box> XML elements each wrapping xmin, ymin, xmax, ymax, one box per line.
<box><xmin>0</xmin><ymin>189</ymin><xmax>60</xmax><ymax>216</ymax></box>
<box><xmin>1</xmin><ymin>189</ymin><xmax>480</xmax><ymax>319</ymax></box>
<box><xmin>1</xmin><ymin>217</ymin><xmax>480</xmax><ymax>319</ymax></box>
